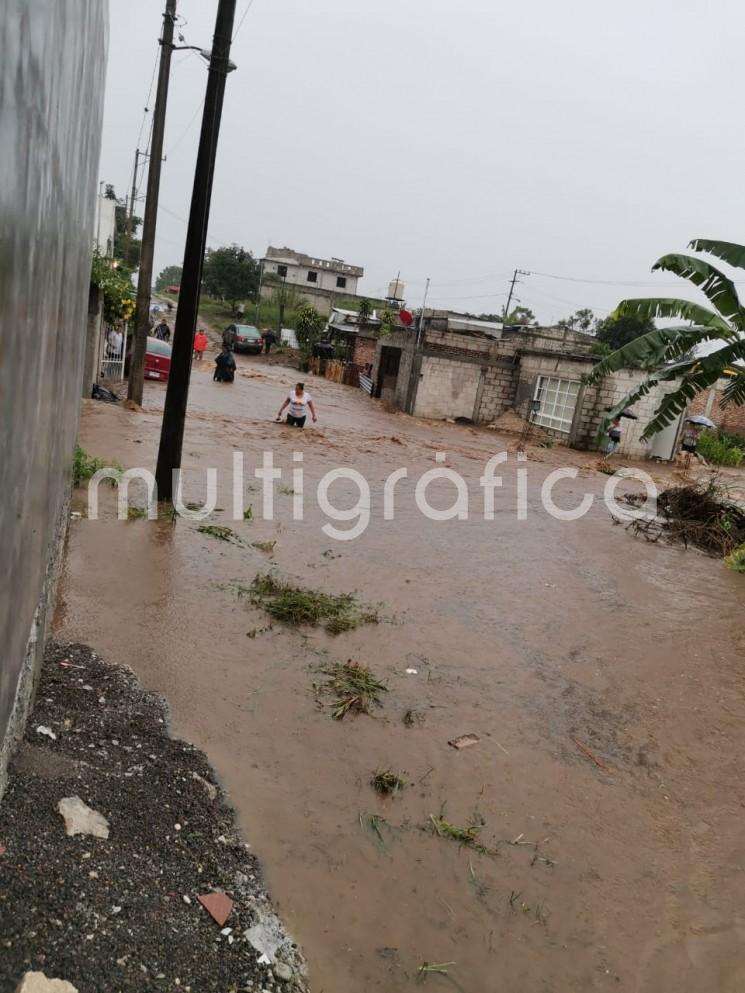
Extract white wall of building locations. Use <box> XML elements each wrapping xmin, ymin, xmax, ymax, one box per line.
<box><xmin>93</xmin><ymin>195</ymin><xmax>116</xmax><ymax>257</ymax></box>
<box><xmin>263</xmin><ymin>258</ymin><xmax>361</xmax><ymax>295</ymax></box>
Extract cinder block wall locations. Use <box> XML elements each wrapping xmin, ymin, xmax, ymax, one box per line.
<box><xmin>413</xmin><ymin>356</ymin><xmax>482</xmax><ymax>420</ymax></box>
<box><xmin>0</xmin><ymin>0</ymin><xmax>108</xmax><ymax>799</ymax></box>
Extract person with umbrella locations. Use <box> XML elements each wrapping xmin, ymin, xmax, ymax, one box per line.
<box><xmin>680</xmin><ymin>414</ymin><xmax>715</xmax><ymax>468</ymax></box>
<box><xmin>603</xmin><ymin>407</ymin><xmax>638</xmax><ymax>459</ymax></box>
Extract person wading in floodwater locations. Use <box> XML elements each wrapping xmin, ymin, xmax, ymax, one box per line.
<box><xmin>276</xmin><ymin>382</ymin><xmax>318</xmax><ymax>428</ymax></box>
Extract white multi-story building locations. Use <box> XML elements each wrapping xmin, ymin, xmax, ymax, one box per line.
<box><xmin>261</xmin><ymin>246</ymin><xmax>364</xmax><ymax>294</ymax></box>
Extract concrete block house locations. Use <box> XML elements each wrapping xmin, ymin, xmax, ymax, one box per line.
<box><xmin>368</xmin><ymin>313</ymin><xmax>682</xmax><ymax>458</ymax></box>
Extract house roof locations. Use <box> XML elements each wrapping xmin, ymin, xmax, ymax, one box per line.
<box><xmin>263</xmin><ymin>246</ymin><xmax>364</xmax><ymax>278</ymax></box>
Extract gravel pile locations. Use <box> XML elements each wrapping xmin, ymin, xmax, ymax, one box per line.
<box><xmin>0</xmin><ymin>641</ymin><xmax>307</xmax><ymax>993</ymax></box>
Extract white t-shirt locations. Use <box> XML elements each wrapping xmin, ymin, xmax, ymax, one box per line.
<box><xmin>288</xmin><ymin>391</ymin><xmax>312</xmax><ymax>418</ymax></box>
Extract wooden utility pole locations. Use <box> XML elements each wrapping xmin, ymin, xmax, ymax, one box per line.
<box><xmin>155</xmin><ymin>0</ymin><xmax>238</xmax><ymax>501</ymax></box>
<box><xmin>128</xmin><ymin>0</ymin><xmax>177</xmax><ymax>404</ymax></box>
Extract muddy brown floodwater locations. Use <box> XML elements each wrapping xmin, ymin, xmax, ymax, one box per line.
<box><xmin>56</xmin><ymin>355</ymin><xmax>745</xmax><ymax>992</ymax></box>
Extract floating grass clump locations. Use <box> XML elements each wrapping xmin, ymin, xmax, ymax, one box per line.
<box><xmin>251</xmin><ymin>540</ymin><xmax>277</xmax><ymax>554</ymax></box>
<box><xmin>318</xmin><ymin>659</ymin><xmax>387</xmax><ymax>720</ymax></box>
<box><xmin>250</xmin><ymin>573</ymin><xmax>379</xmax><ymax>634</ymax></box>
<box><xmin>371</xmin><ymin>769</ymin><xmax>405</xmax><ymax>795</ymax></box>
<box><xmin>428</xmin><ymin>813</ymin><xmax>481</xmax><ymax>847</ymax></box>
<box><xmin>198</xmin><ymin>524</ymin><xmax>238</xmax><ymax>543</ymax></box>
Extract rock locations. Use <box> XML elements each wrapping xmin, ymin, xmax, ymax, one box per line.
<box><xmin>273</xmin><ymin>962</ymin><xmax>293</xmax><ymax>983</ymax></box>
<box><xmin>14</xmin><ymin>972</ymin><xmax>79</xmax><ymax>992</ymax></box>
<box><xmin>192</xmin><ymin>772</ymin><xmax>218</xmax><ymax>801</ymax></box>
<box><xmin>57</xmin><ymin>797</ymin><xmax>110</xmax><ymax>839</ymax></box>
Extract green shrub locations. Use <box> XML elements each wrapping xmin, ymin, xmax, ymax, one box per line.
<box><xmin>720</xmin><ymin>430</ymin><xmax>745</xmax><ymax>450</ymax></box>
<box><xmin>696</xmin><ymin>431</ymin><xmax>743</xmax><ymax>467</ymax></box>
<box><xmin>725</xmin><ymin>543</ymin><xmax>745</xmax><ymax>573</ymax></box>
<box><xmin>73</xmin><ymin>446</ymin><xmax>122</xmax><ymax>485</ymax></box>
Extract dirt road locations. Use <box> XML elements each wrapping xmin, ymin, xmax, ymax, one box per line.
<box><xmin>57</xmin><ymin>355</ymin><xmax>745</xmax><ymax>992</ymax></box>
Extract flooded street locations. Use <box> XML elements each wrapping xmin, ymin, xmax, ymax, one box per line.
<box><xmin>56</xmin><ymin>357</ymin><xmax>745</xmax><ymax>992</ymax></box>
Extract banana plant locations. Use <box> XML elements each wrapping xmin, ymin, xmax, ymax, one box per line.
<box><xmin>585</xmin><ymin>239</ymin><xmax>745</xmax><ymax>438</ymax></box>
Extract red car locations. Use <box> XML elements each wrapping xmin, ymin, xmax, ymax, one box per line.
<box><xmin>125</xmin><ymin>336</ymin><xmax>172</xmax><ymax>382</ymax></box>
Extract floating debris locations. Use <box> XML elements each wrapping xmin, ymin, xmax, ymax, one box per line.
<box><xmin>317</xmin><ymin>660</ymin><xmax>387</xmax><ymax>720</ymax></box>
<box><xmin>250</xmin><ymin>574</ymin><xmax>379</xmax><ymax>634</ymax></box>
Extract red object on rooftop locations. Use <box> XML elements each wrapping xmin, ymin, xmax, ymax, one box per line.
<box><xmin>399</xmin><ymin>309</ymin><xmax>414</xmax><ymax>326</ymax></box>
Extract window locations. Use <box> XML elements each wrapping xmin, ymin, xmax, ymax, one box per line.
<box><xmin>277</xmin><ymin>264</ymin><xmax>287</xmax><ymax>278</ymax></box>
<box><xmin>336</xmin><ymin>276</ymin><xmax>347</xmax><ymax>289</ymax></box>
<box><xmin>306</xmin><ymin>271</ymin><xmax>318</xmax><ymax>283</ymax></box>
<box><xmin>532</xmin><ymin>376</ymin><xmax>580</xmax><ymax>433</ymax></box>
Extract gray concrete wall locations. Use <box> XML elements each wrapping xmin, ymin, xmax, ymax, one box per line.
<box><xmin>0</xmin><ymin>0</ymin><xmax>108</xmax><ymax>798</ymax></box>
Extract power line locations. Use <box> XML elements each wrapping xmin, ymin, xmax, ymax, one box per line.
<box><xmin>135</xmin><ymin>47</ymin><xmax>160</xmax><ymax>150</ymax></box>
<box><xmin>428</xmin><ymin>291</ymin><xmax>508</xmax><ymax>302</ymax></box>
<box><xmin>528</xmin><ymin>269</ymin><xmax>686</xmax><ymax>287</ymax></box>
<box><xmin>157</xmin><ymin>202</ymin><xmax>232</xmax><ymax>248</ymax></box>
<box><xmin>165</xmin><ymin>99</ymin><xmax>205</xmax><ymax>157</ymax></box>
<box><xmin>233</xmin><ymin>0</ymin><xmax>257</xmax><ymax>40</ymax></box>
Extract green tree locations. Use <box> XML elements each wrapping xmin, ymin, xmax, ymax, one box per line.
<box><xmin>269</xmin><ymin>283</ymin><xmax>301</xmax><ymax>333</ymax></box>
<box><xmin>155</xmin><ymin>265</ymin><xmax>183</xmax><ymax>291</ymax></box>
<box><xmin>91</xmin><ymin>250</ymin><xmax>135</xmax><ymax>324</ymax></box>
<box><xmin>358</xmin><ymin>298</ymin><xmax>373</xmax><ymax>322</ymax></box>
<box><xmin>111</xmin><ymin>195</ymin><xmax>141</xmax><ymax>270</ymax></box>
<box><xmin>202</xmin><ymin>245</ymin><xmax>260</xmax><ymax>314</ymax></box>
<box><xmin>586</xmin><ymin>238</ymin><xmax>745</xmax><ymax>438</ymax></box>
<box><xmin>501</xmin><ymin>305</ymin><xmax>537</xmax><ymax>325</ymax></box>
<box><xmin>294</xmin><ymin>303</ymin><xmax>326</xmax><ymax>362</ymax></box>
<box><xmin>593</xmin><ymin>313</ymin><xmax>655</xmax><ymax>354</ymax></box>
<box><xmin>558</xmin><ymin>308</ymin><xmax>596</xmax><ymax>333</ymax></box>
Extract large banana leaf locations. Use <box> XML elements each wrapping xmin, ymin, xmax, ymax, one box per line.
<box><xmin>721</xmin><ymin>370</ymin><xmax>745</xmax><ymax>406</ymax></box>
<box><xmin>652</xmin><ymin>254</ymin><xmax>744</xmax><ymax>328</ymax></box>
<box><xmin>599</xmin><ymin>339</ymin><xmax>745</xmax><ymax>439</ymax></box>
<box><xmin>613</xmin><ymin>297</ymin><xmax>732</xmax><ymax>334</ymax></box>
<box><xmin>584</xmin><ymin>321</ymin><xmax>721</xmax><ymax>385</ymax></box>
<box><xmin>688</xmin><ymin>239</ymin><xmax>745</xmax><ymax>272</ymax></box>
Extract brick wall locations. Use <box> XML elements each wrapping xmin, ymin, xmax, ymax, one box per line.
<box><xmin>352</xmin><ymin>336</ymin><xmax>377</xmax><ymax>368</ymax></box>
<box><xmin>689</xmin><ymin>381</ymin><xmax>745</xmax><ymax>437</ymax></box>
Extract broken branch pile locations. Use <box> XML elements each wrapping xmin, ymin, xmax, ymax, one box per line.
<box><xmin>620</xmin><ymin>480</ymin><xmax>745</xmax><ymax>556</ymax></box>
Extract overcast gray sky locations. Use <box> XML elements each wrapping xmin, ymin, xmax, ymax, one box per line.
<box><xmin>101</xmin><ymin>0</ymin><xmax>745</xmax><ymax>323</ymax></box>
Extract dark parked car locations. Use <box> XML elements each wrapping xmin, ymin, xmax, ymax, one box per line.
<box><xmin>226</xmin><ymin>324</ymin><xmax>263</xmax><ymax>354</ymax></box>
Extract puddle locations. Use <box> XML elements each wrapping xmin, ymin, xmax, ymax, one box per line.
<box><xmin>56</xmin><ymin>358</ymin><xmax>745</xmax><ymax>991</ymax></box>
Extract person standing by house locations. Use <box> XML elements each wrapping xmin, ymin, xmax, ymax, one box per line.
<box><xmin>604</xmin><ymin>416</ymin><xmax>623</xmax><ymax>458</ymax></box>
<box><xmin>107</xmin><ymin>327</ymin><xmax>123</xmax><ymax>358</ymax></box>
<box><xmin>680</xmin><ymin>422</ymin><xmax>700</xmax><ymax>470</ymax></box>
<box><xmin>263</xmin><ymin>329</ymin><xmax>276</xmax><ymax>355</ymax></box>
<box><xmin>276</xmin><ymin>382</ymin><xmax>318</xmax><ymax>427</ymax></box>
<box><xmin>193</xmin><ymin>329</ymin><xmax>209</xmax><ymax>362</ymax></box>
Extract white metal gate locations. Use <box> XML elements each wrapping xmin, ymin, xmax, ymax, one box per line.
<box><xmin>98</xmin><ymin>322</ymin><xmax>127</xmax><ymax>382</ymax></box>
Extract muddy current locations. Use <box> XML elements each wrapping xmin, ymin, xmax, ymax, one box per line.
<box><xmin>56</xmin><ymin>357</ymin><xmax>745</xmax><ymax>992</ymax></box>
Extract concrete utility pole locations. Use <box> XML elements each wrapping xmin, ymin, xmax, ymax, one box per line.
<box><xmin>155</xmin><ymin>0</ymin><xmax>238</xmax><ymax>501</ymax></box>
<box><xmin>124</xmin><ymin>148</ymin><xmax>141</xmax><ymax>266</ymax></box>
<box><xmin>128</xmin><ymin>0</ymin><xmax>177</xmax><ymax>405</ymax></box>
<box><xmin>504</xmin><ymin>268</ymin><xmax>530</xmax><ymax>322</ymax></box>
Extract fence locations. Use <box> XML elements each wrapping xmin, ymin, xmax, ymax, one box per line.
<box><xmin>98</xmin><ymin>323</ymin><xmax>127</xmax><ymax>383</ymax></box>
